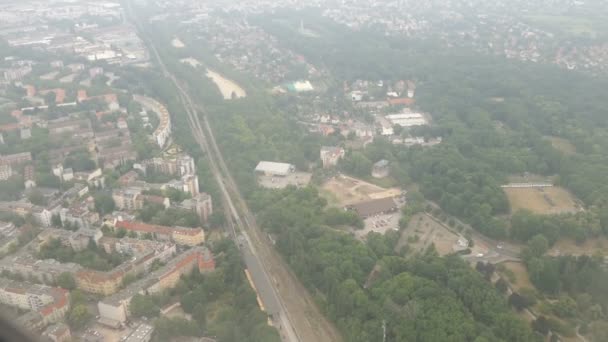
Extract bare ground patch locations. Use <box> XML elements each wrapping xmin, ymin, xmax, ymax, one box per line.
<box><xmin>321</xmin><ymin>174</ymin><xmax>401</xmax><ymax>206</ymax></box>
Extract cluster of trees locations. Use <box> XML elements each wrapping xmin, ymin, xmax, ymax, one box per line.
<box><xmin>137</xmin><ymin>202</ymin><xmax>200</xmax><ymax>227</ymax></box>
<box><xmin>66</xmin><ymin>290</ymin><xmax>92</xmax><ymax>330</ymax></box>
<box><xmin>38</xmin><ymin>238</ymin><xmax>125</xmax><ymax>271</ymax></box>
<box><xmin>511</xmin><ymin>209</ymin><xmax>605</xmax><ymax>244</ymax></box>
<box><xmin>250</xmin><ymin>186</ymin><xmax>537</xmax><ymax>341</ymax></box>
<box><xmin>125</xmin><ymin>238</ymin><xmax>280</xmax><ymax>342</ymax></box>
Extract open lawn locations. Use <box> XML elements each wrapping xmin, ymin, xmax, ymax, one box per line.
<box><xmin>549</xmin><ymin>237</ymin><xmax>608</xmax><ymax>257</ymax></box>
<box><xmin>501</xmin><ymin>261</ymin><xmax>533</xmax><ymax>292</ymax></box>
<box><xmin>504</xmin><ymin>186</ymin><xmax>581</xmax><ymax>215</ymax></box>
<box><xmin>321</xmin><ymin>174</ymin><xmax>401</xmax><ymax>206</ymax></box>
<box><xmin>545</xmin><ymin>136</ymin><xmax>576</xmax><ymax>155</ymax></box>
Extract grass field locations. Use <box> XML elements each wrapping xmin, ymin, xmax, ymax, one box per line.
<box><xmin>504</xmin><ymin>186</ymin><xmax>581</xmax><ymax>215</ymax></box>
<box><xmin>501</xmin><ymin>261</ymin><xmax>533</xmax><ymax>292</ymax></box>
<box><xmin>549</xmin><ymin>237</ymin><xmax>608</xmax><ymax>257</ymax></box>
<box><xmin>320</xmin><ymin>174</ymin><xmax>401</xmax><ymax>206</ymax></box>
<box><xmin>545</xmin><ymin>136</ymin><xmax>576</xmax><ymax>155</ymax></box>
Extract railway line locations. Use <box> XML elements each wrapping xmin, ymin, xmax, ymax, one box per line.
<box><xmin>124</xmin><ymin>2</ymin><xmax>342</xmax><ymax>341</ymax></box>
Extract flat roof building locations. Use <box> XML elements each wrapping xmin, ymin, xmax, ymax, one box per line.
<box><xmin>255</xmin><ymin>161</ymin><xmax>294</xmax><ymax>177</ymax></box>
<box><xmin>348</xmin><ymin>197</ymin><xmax>399</xmax><ymax>218</ymax></box>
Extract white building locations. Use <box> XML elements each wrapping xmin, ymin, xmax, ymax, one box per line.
<box><xmin>254</xmin><ymin>161</ymin><xmax>295</xmax><ymax>177</ymax></box>
<box><xmin>320</xmin><ymin>146</ymin><xmax>345</xmax><ymax>168</ymax></box>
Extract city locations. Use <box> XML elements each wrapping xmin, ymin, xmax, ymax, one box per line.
<box><xmin>1</xmin><ymin>0</ymin><xmax>608</xmax><ymax>342</ymax></box>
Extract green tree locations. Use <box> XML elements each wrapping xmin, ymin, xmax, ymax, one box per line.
<box><xmin>94</xmin><ymin>193</ymin><xmax>115</xmax><ymax>215</ymax></box>
<box><xmin>130</xmin><ymin>294</ymin><xmax>160</xmax><ymax>318</ymax></box>
<box><xmin>67</xmin><ymin>304</ymin><xmax>91</xmax><ymax>329</ymax></box>
<box><xmin>57</xmin><ymin>272</ymin><xmax>76</xmax><ymax>290</ymax></box>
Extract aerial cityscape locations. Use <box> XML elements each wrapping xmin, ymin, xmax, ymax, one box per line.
<box><xmin>0</xmin><ymin>0</ymin><xmax>607</xmax><ymax>341</ymax></box>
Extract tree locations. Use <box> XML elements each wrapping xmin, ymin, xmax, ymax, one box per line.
<box><xmin>509</xmin><ymin>292</ymin><xmax>530</xmax><ymax>311</ymax></box>
<box><xmin>67</xmin><ymin>304</ymin><xmax>91</xmax><ymax>329</ymax></box>
<box><xmin>130</xmin><ymin>294</ymin><xmax>159</xmax><ymax>318</ymax></box>
<box><xmin>57</xmin><ymin>272</ymin><xmax>76</xmax><ymax>290</ymax></box>
<box><xmin>495</xmin><ymin>278</ymin><xmax>509</xmax><ymax>294</ymax></box>
<box><xmin>94</xmin><ymin>193</ymin><xmax>115</xmax><ymax>215</ymax></box>
<box><xmin>27</xmin><ymin>189</ymin><xmax>46</xmax><ymax>206</ymax></box>
<box><xmin>51</xmin><ymin>214</ymin><xmax>62</xmax><ymax>227</ymax></box>
<box><xmin>532</xmin><ymin>316</ymin><xmax>550</xmax><ymax>336</ymax></box>
<box><xmin>523</xmin><ymin>234</ymin><xmax>549</xmax><ymax>260</ymax></box>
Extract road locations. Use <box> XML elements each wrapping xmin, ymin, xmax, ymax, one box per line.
<box><xmin>424</xmin><ymin>201</ymin><xmax>521</xmax><ymax>263</ymax></box>
<box><xmin>125</xmin><ymin>2</ymin><xmax>342</xmax><ymax>342</ymax></box>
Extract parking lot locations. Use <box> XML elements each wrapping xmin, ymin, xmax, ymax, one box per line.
<box><xmin>354</xmin><ymin>212</ymin><xmax>401</xmax><ymax>239</ymax></box>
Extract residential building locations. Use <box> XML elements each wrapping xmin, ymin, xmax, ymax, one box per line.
<box><xmin>181</xmin><ymin>174</ymin><xmax>199</xmax><ymax>195</ymax></box>
<box><xmin>179</xmin><ymin>192</ymin><xmax>212</xmax><ymax>223</ymax></box>
<box><xmin>98</xmin><ymin>247</ymin><xmax>214</xmax><ymax>325</ymax></box>
<box><xmin>24</xmin><ymin>165</ymin><xmax>36</xmax><ymax>188</ymax></box>
<box><xmin>112</xmin><ymin>188</ymin><xmax>142</xmax><ymax>211</ymax></box>
<box><xmin>0</xmin><ymin>152</ymin><xmax>32</xmax><ymax>167</ymax></box>
<box><xmin>114</xmin><ymin>220</ymin><xmax>205</xmax><ymax>246</ymax></box>
<box><xmin>0</xmin><ymin>279</ymin><xmax>69</xmax><ymax>329</ymax></box>
<box><xmin>320</xmin><ymin>146</ymin><xmax>345</xmax><ymax>168</ymax></box>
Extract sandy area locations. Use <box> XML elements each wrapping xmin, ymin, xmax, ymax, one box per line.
<box><xmin>171</xmin><ymin>37</ymin><xmax>185</xmax><ymax>48</ymax></box>
<box><xmin>321</xmin><ymin>174</ymin><xmax>401</xmax><ymax>206</ymax></box>
<box><xmin>206</xmin><ymin>69</ymin><xmax>246</xmax><ymax>99</ymax></box>
<box><xmin>504</xmin><ymin>186</ymin><xmax>580</xmax><ymax>214</ymax></box>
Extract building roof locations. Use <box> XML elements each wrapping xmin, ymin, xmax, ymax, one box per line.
<box><xmin>388</xmin><ymin>97</ymin><xmax>415</xmax><ymax>106</ymax></box>
<box><xmin>254</xmin><ymin>161</ymin><xmax>294</xmax><ymax>175</ymax></box>
<box><xmin>349</xmin><ymin>197</ymin><xmax>398</xmax><ymax>218</ymax></box>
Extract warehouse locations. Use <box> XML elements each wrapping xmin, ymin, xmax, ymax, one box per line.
<box><xmin>255</xmin><ymin>161</ymin><xmax>295</xmax><ymax>177</ymax></box>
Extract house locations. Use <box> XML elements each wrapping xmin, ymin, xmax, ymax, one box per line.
<box><xmin>24</xmin><ymin>165</ymin><xmax>36</xmax><ymax>188</ymax></box>
<box><xmin>320</xmin><ymin>146</ymin><xmax>345</xmax><ymax>168</ymax></box>
<box><xmin>372</xmin><ymin>160</ymin><xmax>390</xmax><ymax>178</ymax></box>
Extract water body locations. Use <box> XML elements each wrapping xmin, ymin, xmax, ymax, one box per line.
<box><xmin>206</xmin><ymin>69</ymin><xmax>246</xmax><ymax>99</ymax></box>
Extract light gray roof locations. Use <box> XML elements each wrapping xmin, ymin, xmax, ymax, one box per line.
<box><xmin>254</xmin><ymin>161</ymin><xmax>294</xmax><ymax>175</ymax></box>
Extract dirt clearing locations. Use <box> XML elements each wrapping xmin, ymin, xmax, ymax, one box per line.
<box><xmin>321</xmin><ymin>174</ymin><xmax>401</xmax><ymax>206</ymax></box>
<box><xmin>504</xmin><ymin>186</ymin><xmax>581</xmax><ymax>214</ymax></box>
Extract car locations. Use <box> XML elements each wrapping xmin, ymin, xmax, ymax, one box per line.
<box><xmin>497</xmin><ymin>244</ymin><xmax>503</xmax><ymax>249</ymax></box>
<box><xmin>476</xmin><ymin>253</ymin><xmax>484</xmax><ymax>257</ymax></box>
